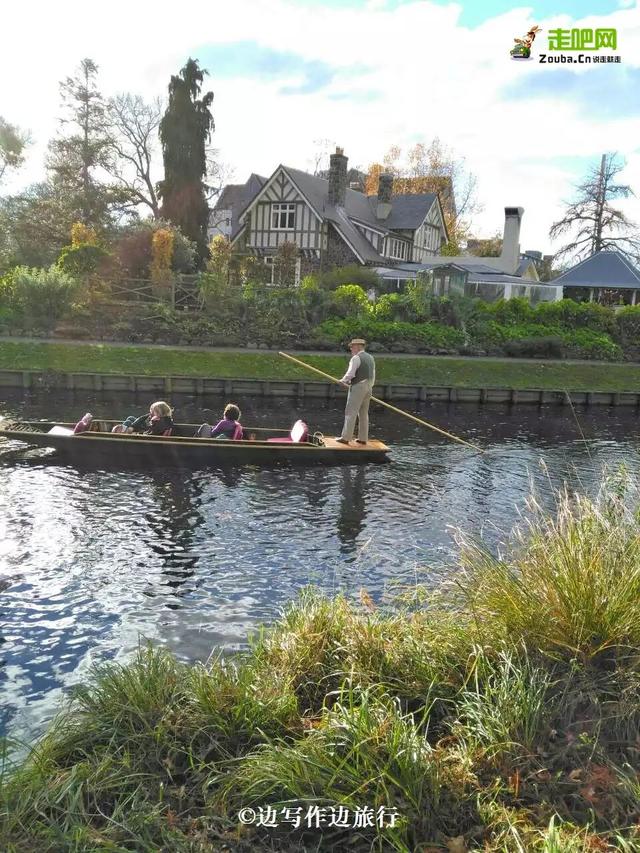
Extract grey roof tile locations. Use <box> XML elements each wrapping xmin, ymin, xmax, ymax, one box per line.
<box><xmin>551</xmin><ymin>250</ymin><xmax>640</xmax><ymax>289</ymax></box>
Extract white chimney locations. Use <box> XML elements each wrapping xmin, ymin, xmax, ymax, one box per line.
<box><xmin>500</xmin><ymin>207</ymin><xmax>524</xmax><ymax>273</ymax></box>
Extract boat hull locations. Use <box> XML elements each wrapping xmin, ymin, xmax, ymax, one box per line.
<box><xmin>0</xmin><ymin>421</ymin><xmax>390</xmax><ymax>467</ymax></box>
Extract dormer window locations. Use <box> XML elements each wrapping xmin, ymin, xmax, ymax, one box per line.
<box><xmin>271</xmin><ymin>203</ymin><xmax>296</xmax><ymax>230</ymax></box>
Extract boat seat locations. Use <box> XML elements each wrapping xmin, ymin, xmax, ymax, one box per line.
<box><xmin>267</xmin><ymin>419</ymin><xmax>309</xmax><ymax>444</ymax></box>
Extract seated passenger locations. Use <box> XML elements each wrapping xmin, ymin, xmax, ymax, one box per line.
<box><xmin>73</xmin><ymin>412</ymin><xmax>94</xmax><ymax>434</ymax></box>
<box><xmin>206</xmin><ymin>403</ymin><xmax>244</xmax><ymax>440</ymax></box>
<box><xmin>145</xmin><ymin>401</ymin><xmax>174</xmax><ymax>436</ymax></box>
<box><xmin>112</xmin><ymin>415</ymin><xmax>146</xmax><ymax>434</ymax></box>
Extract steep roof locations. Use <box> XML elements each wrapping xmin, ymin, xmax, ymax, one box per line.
<box><xmin>283</xmin><ymin>167</ymin><xmax>438</xmax><ymax>233</ymax></box>
<box><xmin>214</xmin><ymin>174</ymin><xmax>266</xmax><ymax>237</ymax></box>
<box><xmin>551</xmin><ymin>250</ymin><xmax>640</xmax><ymax>289</ymax></box>
<box><xmin>373</xmin><ymin>194</ymin><xmax>438</xmax><ymax>229</ymax></box>
<box><xmin>328</xmin><ymin>207</ymin><xmax>385</xmax><ymax>264</ymax></box>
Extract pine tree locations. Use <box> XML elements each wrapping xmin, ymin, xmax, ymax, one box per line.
<box><xmin>47</xmin><ymin>59</ymin><xmax>117</xmax><ymax>228</ymax></box>
<box><xmin>159</xmin><ymin>58</ymin><xmax>214</xmax><ymax>265</ymax></box>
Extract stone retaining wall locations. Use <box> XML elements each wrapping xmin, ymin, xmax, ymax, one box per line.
<box><xmin>0</xmin><ymin>369</ymin><xmax>638</xmax><ymax>407</ymax></box>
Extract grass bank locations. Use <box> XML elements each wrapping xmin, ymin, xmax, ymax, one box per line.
<box><xmin>2</xmin><ymin>475</ymin><xmax>640</xmax><ymax>851</ymax></box>
<box><xmin>2</xmin><ymin>340</ymin><xmax>640</xmax><ymax>391</ymax></box>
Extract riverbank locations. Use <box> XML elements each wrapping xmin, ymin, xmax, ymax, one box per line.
<box><xmin>2</xmin><ymin>339</ymin><xmax>640</xmax><ymax>393</ymax></box>
<box><xmin>2</xmin><ymin>476</ymin><xmax>640</xmax><ymax>851</ymax></box>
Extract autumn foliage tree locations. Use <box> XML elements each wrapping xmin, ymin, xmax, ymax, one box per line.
<box><xmin>150</xmin><ymin>228</ymin><xmax>174</xmax><ymax>291</ymax></box>
<box><xmin>159</xmin><ymin>58</ymin><xmax>214</xmax><ymax>266</ymax></box>
<box><xmin>365</xmin><ymin>139</ymin><xmax>480</xmax><ymax>252</ymax></box>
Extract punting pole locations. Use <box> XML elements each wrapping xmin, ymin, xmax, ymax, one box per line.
<box><xmin>278</xmin><ymin>351</ymin><xmax>484</xmax><ymax>453</ymax></box>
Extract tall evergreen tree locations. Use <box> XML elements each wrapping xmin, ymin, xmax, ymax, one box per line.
<box><xmin>47</xmin><ymin>59</ymin><xmax>118</xmax><ymax>228</ymax></box>
<box><xmin>159</xmin><ymin>58</ymin><xmax>214</xmax><ymax>264</ymax></box>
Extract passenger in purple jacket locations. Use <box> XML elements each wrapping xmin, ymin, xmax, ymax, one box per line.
<box><xmin>209</xmin><ymin>403</ymin><xmax>244</xmax><ymax>440</ymax></box>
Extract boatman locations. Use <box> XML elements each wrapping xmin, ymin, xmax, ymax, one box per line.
<box><xmin>336</xmin><ymin>338</ymin><xmax>376</xmax><ymax>445</ymax></box>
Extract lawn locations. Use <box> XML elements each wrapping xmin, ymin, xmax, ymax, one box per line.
<box><xmin>2</xmin><ymin>340</ymin><xmax>640</xmax><ymax>391</ymax></box>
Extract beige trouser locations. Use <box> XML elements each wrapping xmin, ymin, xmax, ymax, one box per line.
<box><xmin>340</xmin><ymin>380</ymin><xmax>374</xmax><ymax>442</ymax></box>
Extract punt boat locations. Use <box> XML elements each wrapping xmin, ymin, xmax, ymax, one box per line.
<box><xmin>0</xmin><ymin>419</ymin><xmax>391</xmax><ymax>467</ymax></box>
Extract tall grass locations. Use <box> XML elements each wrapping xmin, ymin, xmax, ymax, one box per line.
<box><xmin>453</xmin><ymin>475</ymin><xmax>640</xmax><ymax>664</ymax></box>
<box><xmin>3</xmin><ymin>476</ymin><xmax>640</xmax><ymax>850</ymax></box>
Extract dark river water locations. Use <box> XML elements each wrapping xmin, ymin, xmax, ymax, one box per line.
<box><xmin>1</xmin><ymin>389</ymin><xmax>640</xmax><ymax>744</ymax></box>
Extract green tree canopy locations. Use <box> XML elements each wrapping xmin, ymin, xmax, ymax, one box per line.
<box><xmin>46</xmin><ymin>58</ymin><xmax>123</xmax><ymax>229</ymax></box>
<box><xmin>0</xmin><ymin>117</ymin><xmax>29</xmax><ymax>185</ymax></box>
<box><xmin>159</xmin><ymin>58</ymin><xmax>214</xmax><ymax>266</ymax></box>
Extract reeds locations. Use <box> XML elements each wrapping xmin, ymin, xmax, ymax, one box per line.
<box><xmin>3</xmin><ymin>475</ymin><xmax>640</xmax><ymax>850</ymax></box>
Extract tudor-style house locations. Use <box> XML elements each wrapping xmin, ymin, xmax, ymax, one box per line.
<box><xmin>218</xmin><ymin>148</ymin><xmax>449</xmax><ymax>283</ymax></box>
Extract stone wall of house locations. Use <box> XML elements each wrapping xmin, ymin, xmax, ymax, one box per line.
<box><xmin>322</xmin><ymin>224</ymin><xmax>361</xmax><ymax>270</ymax></box>
<box><xmin>300</xmin><ymin>255</ymin><xmax>322</xmax><ymax>278</ymax></box>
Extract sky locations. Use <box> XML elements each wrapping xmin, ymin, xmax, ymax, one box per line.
<box><xmin>1</xmin><ymin>0</ymin><xmax>639</xmax><ymax>255</ymax></box>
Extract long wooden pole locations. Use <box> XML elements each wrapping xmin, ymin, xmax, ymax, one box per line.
<box><xmin>278</xmin><ymin>351</ymin><xmax>483</xmax><ymax>453</ymax></box>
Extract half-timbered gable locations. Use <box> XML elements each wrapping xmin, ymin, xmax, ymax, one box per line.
<box><xmin>240</xmin><ymin>167</ymin><xmax>325</xmax><ymax>258</ymax></box>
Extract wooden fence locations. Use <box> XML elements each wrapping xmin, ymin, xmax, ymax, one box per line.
<box><xmin>106</xmin><ymin>275</ymin><xmax>202</xmax><ymax>310</ymax></box>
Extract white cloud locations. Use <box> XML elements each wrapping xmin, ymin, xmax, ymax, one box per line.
<box><xmin>1</xmin><ymin>0</ymin><xmax>639</xmax><ymax>254</ymax></box>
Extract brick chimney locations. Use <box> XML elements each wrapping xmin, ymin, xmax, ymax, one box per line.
<box><xmin>377</xmin><ymin>173</ymin><xmax>393</xmax><ymax>220</ymax></box>
<box><xmin>328</xmin><ymin>147</ymin><xmax>348</xmax><ymax>206</ymax></box>
<box><xmin>500</xmin><ymin>207</ymin><xmax>524</xmax><ymax>273</ymax></box>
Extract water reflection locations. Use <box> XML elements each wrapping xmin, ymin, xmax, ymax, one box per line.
<box><xmin>337</xmin><ymin>467</ymin><xmax>367</xmax><ymax>553</ymax></box>
<box><xmin>2</xmin><ymin>389</ymin><xmax>640</xmax><ymax>743</ymax></box>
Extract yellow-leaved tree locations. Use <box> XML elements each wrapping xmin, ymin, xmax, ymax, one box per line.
<box><xmin>150</xmin><ymin>228</ymin><xmax>174</xmax><ymax>291</ymax></box>
<box><xmin>71</xmin><ymin>222</ymin><xmax>97</xmax><ymax>247</ymax></box>
<box><xmin>365</xmin><ymin>139</ymin><xmax>480</xmax><ymax>253</ymax></box>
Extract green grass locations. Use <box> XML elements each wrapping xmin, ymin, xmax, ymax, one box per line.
<box><xmin>4</xmin><ymin>476</ymin><xmax>640</xmax><ymax>850</ymax></box>
<box><xmin>2</xmin><ymin>340</ymin><xmax>640</xmax><ymax>391</ymax></box>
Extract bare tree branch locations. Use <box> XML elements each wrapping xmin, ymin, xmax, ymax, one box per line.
<box><xmin>105</xmin><ymin>93</ymin><xmax>163</xmax><ymax>218</ymax></box>
<box><xmin>550</xmin><ymin>153</ymin><xmax>639</xmax><ymax>263</ymax></box>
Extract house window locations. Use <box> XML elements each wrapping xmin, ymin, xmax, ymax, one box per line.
<box><xmin>388</xmin><ymin>238</ymin><xmax>408</xmax><ymax>261</ymax></box>
<box><xmin>271</xmin><ymin>203</ymin><xmax>296</xmax><ymax>230</ymax></box>
<box><xmin>264</xmin><ymin>256</ymin><xmax>301</xmax><ymax>286</ymax></box>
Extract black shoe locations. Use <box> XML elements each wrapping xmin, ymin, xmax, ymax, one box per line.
<box><xmin>335</xmin><ymin>437</ymin><xmax>350</xmax><ymax>444</ymax></box>
<box><xmin>356</xmin><ymin>439</ymin><xmax>367</xmax><ymax>445</ymax></box>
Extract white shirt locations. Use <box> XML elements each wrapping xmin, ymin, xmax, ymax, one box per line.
<box><xmin>341</xmin><ymin>354</ymin><xmax>361</xmax><ymax>384</ymax></box>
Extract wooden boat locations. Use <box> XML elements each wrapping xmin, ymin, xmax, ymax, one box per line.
<box><xmin>0</xmin><ymin>419</ymin><xmax>390</xmax><ymax>467</ymax></box>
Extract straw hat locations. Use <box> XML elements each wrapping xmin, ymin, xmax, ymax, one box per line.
<box><xmin>349</xmin><ymin>338</ymin><xmax>366</xmax><ymax>346</ymax></box>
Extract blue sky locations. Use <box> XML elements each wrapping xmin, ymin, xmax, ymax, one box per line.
<box><xmin>291</xmin><ymin>0</ymin><xmax>628</xmax><ymax>26</ymax></box>
<box><xmin>1</xmin><ymin>0</ymin><xmax>639</xmax><ymax>252</ymax></box>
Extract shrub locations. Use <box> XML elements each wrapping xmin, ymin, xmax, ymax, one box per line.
<box><xmin>486</xmin><ymin>297</ymin><xmax>533</xmax><ymax>326</ymax></box>
<box><xmin>615</xmin><ymin>306</ymin><xmax>640</xmax><ymax>346</ymax></box>
<box><xmin>299</xmin><ymin>277</ymin><xmax>332</xmax><ymax>325</ymax></box>
<box><xmin>327</xmin><ymin>284</ymin><xmax>370</xmax><ymax>318</ymax></box>
<box><xmin>0</xmin><ymin>266</ymin><xmax>78</xmax><ymax>332</ymax></box>
<box><xmin>561</xmin><ymin>328</ymin><xmax>622</xmax><ymax>361</ymax></box>
<box><xmin>243</xmin><ymin>285</ymin><xmax>310</xmax><ymax>346</ymax></box>
<box><xmin>504</xmin><ymin>336</ymin><xmax>564</xmax><ymax>359</ymax></box>
<box><xmin>373</xmin><ymin>292</ymin><xmax>416</xmax><ymax>322</ymax></box>
<box><xmin>197</xmin><ymin>270</ymin><xmax>245</xmax><ymax>319</ymax></box>
<box><xmin>312</xmin><ymin>264</ymin><xmax>381</xmax><ymax>292</ymax></box>
<box><xmin>112</xmin><ymin>220</ymin><xmax>197</xmax><ymax>278</ymax></box>
<box><xmin>56</xmin><ymin>244</ymin><xmax>110</xmax><ymax>277</ymax></box>
<box><xmin>535</xmin><ymin>299</ymin><xmax>616</xmax><ymax>335</ymax></box>
<box><xmin>317</xmin><ymin>318</ymin><xmax>465</xmax><ymax>351</ymax></box>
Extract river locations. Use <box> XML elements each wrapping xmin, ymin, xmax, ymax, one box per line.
<box><xmin>1</xmin><ymin>389</ymin><xmax>639</xmax><ymax>743</ymax></box>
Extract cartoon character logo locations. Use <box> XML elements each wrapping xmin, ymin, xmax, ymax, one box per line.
<box><xmin>510</xmin><ymin>25</ymin><xmax>542</xmax><ymax>59</ymax></box>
